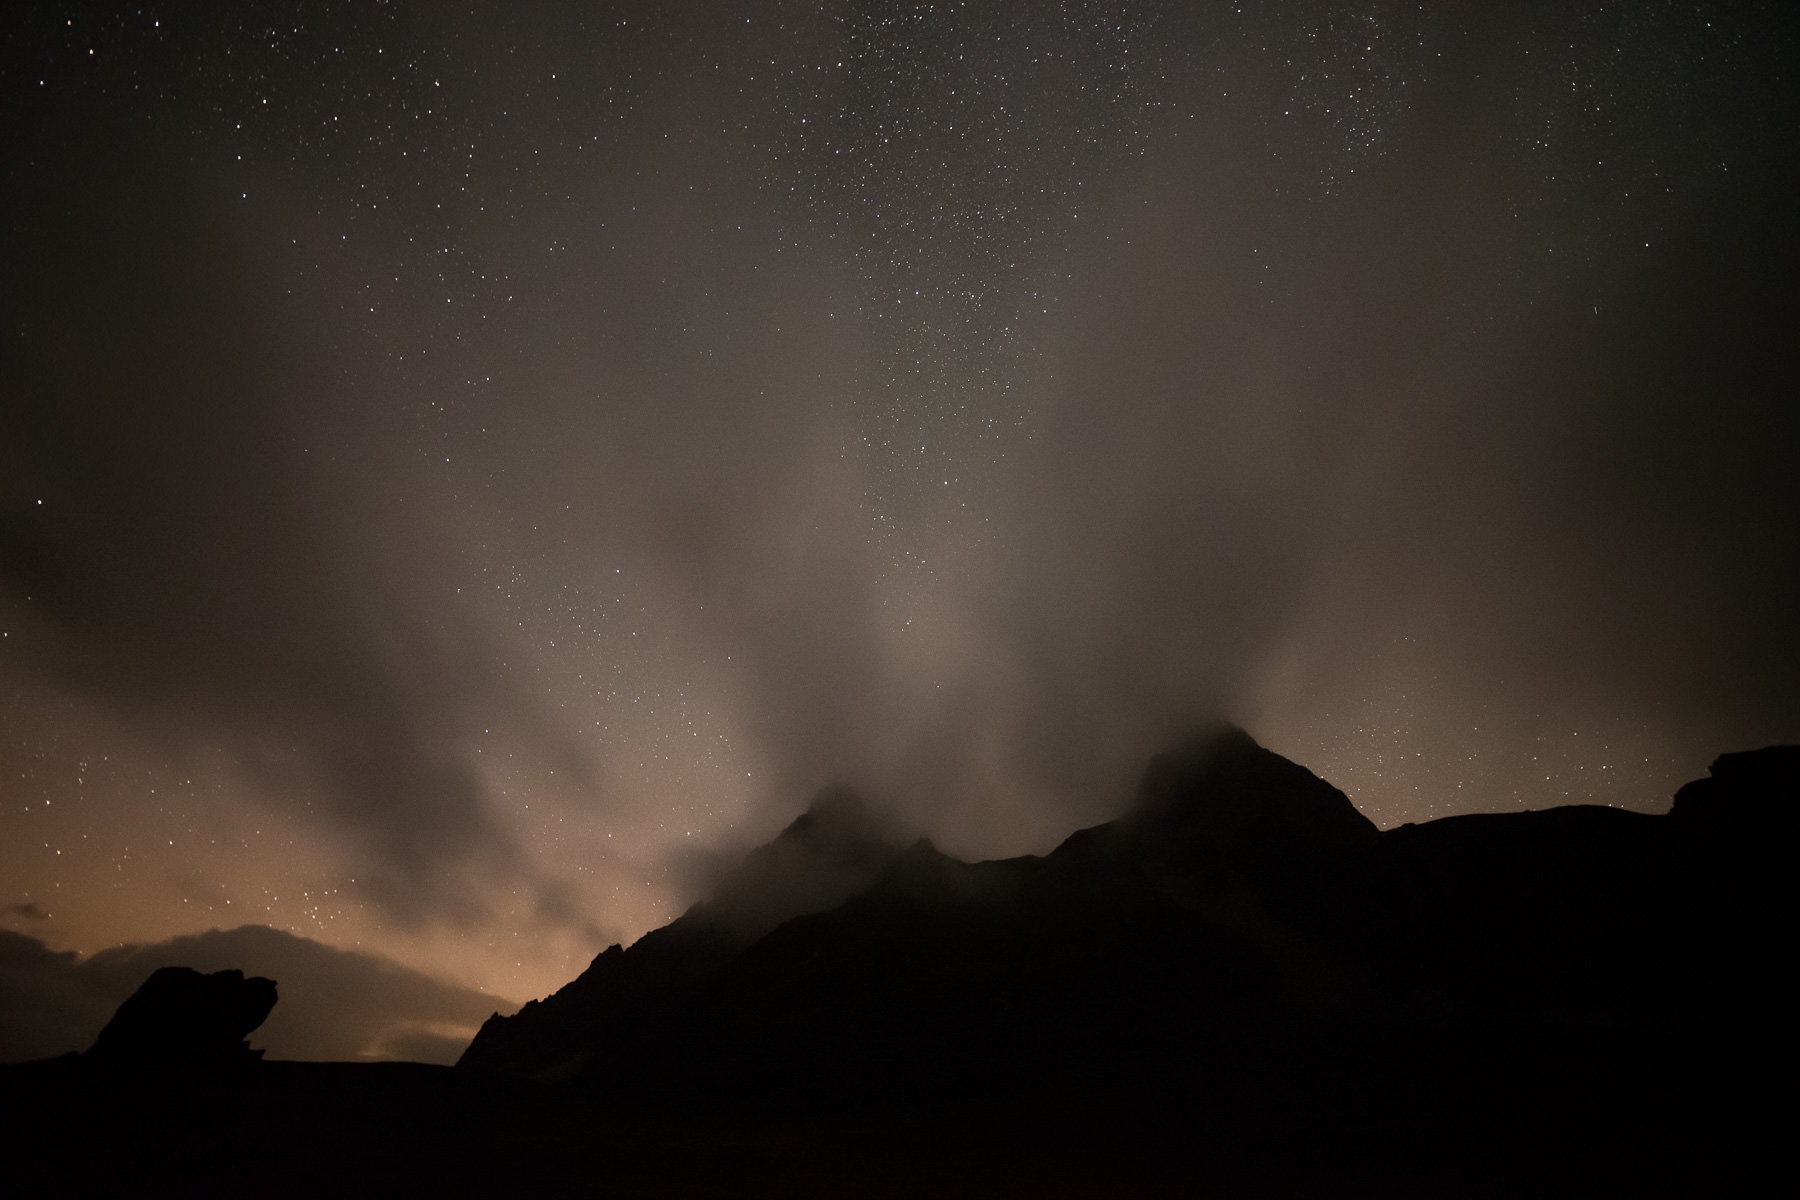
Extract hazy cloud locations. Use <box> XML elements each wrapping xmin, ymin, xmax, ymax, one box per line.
<box><xmin>1</xmin><ymin>4</ymin><xmax>1794</xmax><ymax>998</ymax></box>
<box><xmin>0</xmin><ymin>148</ymin><xmax>597</xmax><ymax>931</ymax></box>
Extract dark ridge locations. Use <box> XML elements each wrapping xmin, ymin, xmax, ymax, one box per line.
<box><xmin>13</xmin><ymin>730</ymin><xmax>1787</xmax><ymax>1196</ymax></box>
<box><xmin>458</xmin><ymin>726</ymin><xmax>1795</xmax><ymax>1139</ymax></box>
<box><xmin>457</xmin><ymin>785</ymin><xmax>910</xmax><ymax>1079</ymax></box>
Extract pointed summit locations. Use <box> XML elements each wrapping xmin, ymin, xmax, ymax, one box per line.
<box><xmin>1115</xmin><ymin>724</ymin><xmax>1379</xmax><ymax>891</ymax></box>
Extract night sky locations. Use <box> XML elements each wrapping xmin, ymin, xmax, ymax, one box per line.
<box><xmin>3</xmin><ymin>2</ymin><xmax>1796</xmax><ymax>1040</ymax></box>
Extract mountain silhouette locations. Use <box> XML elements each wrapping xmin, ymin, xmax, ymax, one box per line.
<box><xmin>459</xmin><ymin>727</ymin><xmax>1797</xmax><ymax>1135</ymax></box>
<box><xmin>7</xmin><ymin>730</ymin><xmax>1791</xmax><ymax>1196</ymax></box>
<box><xmin>462</xmin><ymin>726</ymin><xmax>1391</xmax><ymax>1099</ymax></box>
<box><xmin>457</xmin><ymin>785</ymin><xmax>910</xmax><ymax>1080</ymax></box>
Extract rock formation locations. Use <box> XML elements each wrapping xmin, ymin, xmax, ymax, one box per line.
<box><xmin>86</xmin><ymin>966</ymin><xmax>278</xmax><ymax>1067</ymax></box>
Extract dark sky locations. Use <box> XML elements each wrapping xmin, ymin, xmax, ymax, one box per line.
<box><xmin>3</xmin><ymin>1</ymin><xmax>1796</xmax><ymax>1013</ymax></box>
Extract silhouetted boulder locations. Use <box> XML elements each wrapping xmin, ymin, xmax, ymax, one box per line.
<box><xmin>1669</xmin><ymin>745</ymin><xmax>1800</xmax><ymax>832</ymax></box>
<box><xmin>1664</xmin><ymin>745</ymin><xmax>1800</xmax><ymax>1021</ymax></box>
<box><xmin>86</xmin><ymin>966</ymin><xmax>277</xmax><ymax>1067</ymax></box>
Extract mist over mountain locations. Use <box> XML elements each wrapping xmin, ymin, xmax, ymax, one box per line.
<box><xmin>5</xmin><ymin>726</ymin><xmax>1793</xmax><ymax>1195</ymax></box>
<box><xmin>459</xmin><ymin>726</ymin><xmax>1797</xmax><ymax>1128</ymax></box>
<box><xmin>4</xmin><ymin>5</ymin><xmax>1796</xmax><ymax>1011</ymax></box>
<box><xmin>459</xmin><ymin>784</ymin><xmax>909</xmax><ymax>1080</ymax></box>
<box><xmin>4</xmin><ymin>5</ymin><xmax>1796</xmax><ymax>1193</ymax></box>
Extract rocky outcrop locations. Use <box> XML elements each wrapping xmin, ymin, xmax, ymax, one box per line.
<box><xmin>1669</xmin><ymin>744</ymin><xmax>1800</xmax><ymax>831</ymax></box>
<box><xmin>86</xmin><ymin>966</ymin><xmax>278</xmax><ymax>1067</ymax></box>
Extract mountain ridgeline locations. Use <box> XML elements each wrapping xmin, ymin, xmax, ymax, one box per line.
<box><xmin>8</xmin><ymin>726</ymin><xmax>1792</xmax><ymax>1195</ymax></box>
<box><xmin>459</xmin><ymin>727</ymin><xmax>1797</xmax><ymax>1116</ymax></box>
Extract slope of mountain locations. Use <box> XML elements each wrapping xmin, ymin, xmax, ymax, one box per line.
<box><xmin>460</xmin><ymin>727</ymin><xmax>1797</xmax><ymax>1128</ymax></box>
<box><xmin>8</xmin><ymin>730</ymin><xmax>1791</xmax><ymax>1197</ymax></box>
<box><xmin>461</xmin><ymin>725</ymin><xmax>1392</xmax><ymax>1096</ymax></box>
<box><xmin>457</xmin><ymin>786</ymin><xmax>909</xmax><ymax>1079</ymax></box>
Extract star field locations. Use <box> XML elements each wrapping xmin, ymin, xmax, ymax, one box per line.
<box><xmin>2</xmin><ymin>2</ymin><xmax>1795</xmax><ymax>1004</ymax></box>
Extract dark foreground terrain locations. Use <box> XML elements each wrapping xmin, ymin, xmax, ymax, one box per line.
<box><xmin>5</xmin><ymin>729</ymin><xmax>1793</xmax><ymax>1197</ymax></box>
<box><xmin>3</xmin><ymin>1037</ymin><xmax>1784</xmax><ymax>1198</ymax></box>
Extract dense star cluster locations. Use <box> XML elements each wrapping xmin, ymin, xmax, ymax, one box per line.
<box><xmin>2</xmin><ymin>2</ymin><xmax>1796</xmax><ymax>1011</ymax></box>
